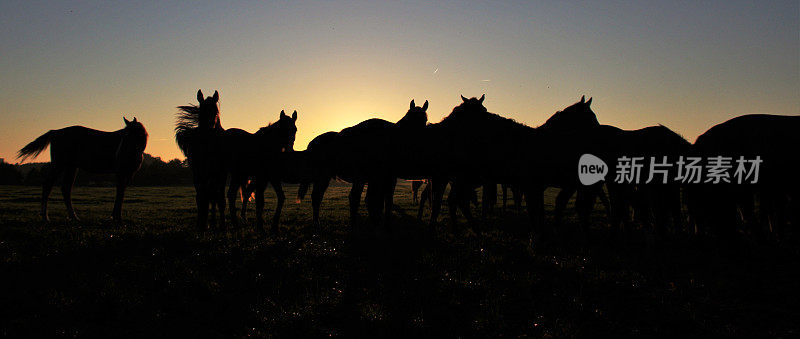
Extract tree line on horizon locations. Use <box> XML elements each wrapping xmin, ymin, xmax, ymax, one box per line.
<box><xmin>0</xmin><ymin>153</ymin><xmax>193</xmax><ymax>187</ymax></box>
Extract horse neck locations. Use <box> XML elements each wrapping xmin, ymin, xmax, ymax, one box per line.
<box><xmin>115</xmin><ymin>129</ymin><xmax>143</xmax><ymax>161</ymax></box>
<box><xmin>255</xmin><ymin>126</ymin><xmax>287</xmax><ymax>151</ymax></box>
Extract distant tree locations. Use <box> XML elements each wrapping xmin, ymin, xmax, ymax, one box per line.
<box><xmin>0</xmin><ymin>160</ymin><xmax>23</xmax><ymax>184</ymax></box>
<box><xmin>9</xmin><ymin>153</ymin><xmax>193</xmax><ymax>187</ymax></box>
<box><xmin>23</xmin><ymin>166</ymin><xmax>45</xmax><ymax>186</ymax></box>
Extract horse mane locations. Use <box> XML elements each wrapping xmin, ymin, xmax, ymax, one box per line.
<box><xmin>174</xmin><ymin>103</ymin><xmax>221</xmax><ymax>156</ymax></box>
<box><xmin>655</xmin><ymin>124</ymin><xmax>691</xmax><ymax>146</ymax></box>
<box><xmin>537</xmin><ymin>107</ymin><xmax>599</xmax><ymax>130</ymax></box>
<box><xmin>254</xmin><ymin>121</ymin><xmax>283</xmax><ymax>137</ymax></box>
<box><xmin>440</xmin><ymin>105</ymin><xmax>531</xmax><ymax>132</ymax></box>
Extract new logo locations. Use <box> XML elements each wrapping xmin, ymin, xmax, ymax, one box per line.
<box><xmin>578</xmin><ymin>154</ymin><xmax>608</xmax><ymax>185</ymax></box>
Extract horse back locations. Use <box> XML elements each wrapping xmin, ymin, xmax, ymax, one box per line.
<box><xmin>49</xmin><ymin>126</ymin><xmax>126</xmax><ymax>173</ymax></box>
<box><xmin>694</xmin><ymin>114</ymin><xmax>800</xmax><ymax>186</ymax></box>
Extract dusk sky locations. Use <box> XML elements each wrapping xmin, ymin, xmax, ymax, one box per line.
<box><xmin>1</xmin><ymin>1</ymin><xmax>798</xmax><ymax>162</ymax></box>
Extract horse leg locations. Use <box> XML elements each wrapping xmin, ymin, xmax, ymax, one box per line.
<box><xmin>524</xmin><ymin>186</ymin><xmax>545</xmax><ymax>240</ymax></box>
<box><xmin>459</xmin><ymin>184</ymin><xmax>476</xmax><ymax>232</ymax></box>
<box><xmin>215</xmin><ymin>178</ymin><xmax>226</xmax><ymax>231</ymax></box>
<box><xmin>227</xmin><ymin>176</ymin><xmax>242</xmax><ymax>229</ymax></box>
<box><xmin>412</xmin><ymin>181</ymin><xmax>420</xmax><ymax>205</ymax></box>
<box><xmin>59</xmin><ymin>167</ymin><xmax>79</xmax><ymax>221</ymax></box>
<box><xmin>575</xmin><ymin>187</ymin><xmax>597</xmax><ymax>234</ymax></box>
<box><xmin>311</xmin><ymin>179</ymin><xmax>330</xmax><ymax>228</ymax></box>
<box><xmin>513</xmin><ymin>185</ymin><xmax>523</xmax><ymax>213</ymax></box>
<box><xmin>418</xmin><ymin>181</ymin><xmax>431</xmax><ymax>220</ymax></box>
<box><xmin>554</xmin><ymin>187</ymin><xmax>574</xmax><ymax>227</ymax></box>
<box><xmin>481</xmin><ymin>183</ymin><xmax>497</xmax><ymax>218</ymax></box>
<box><xmin>349</xmin><ymin>182</ymin><xmax>365</xmax><ymax>230</ymax></box>
<box><xmin>607</xmin><ymin>184</ymin><xmax>630</xmax><ymax>234</ymax></box>
<box><xmin>595</xmin><ymin>185</ymin><xmax>611</xmax><ymax>225</ymax></box>
<box><xmin>209</xmin><ymin>194</ymin><xmax>218</xmax><ymax>229</ymax></box>
<box><xmin>41</xmin><ymin>165</ymin><xmax>62</xmax><ymax>222</ymax></box>
<box><xmin>383</xmin><ymin>177</ymin><xmax>397</xmax><ymax>228</ymax></box>
<box><xmin>447</xmin><ymin>183</ymin><xmax>460</xmax><ymax>226</ymax></box>
<box><xmin>502</xmin><ymin>184</ymin><xmax>509</xmax><ymax>212</ymax></box>
<box><xmin>271</xmin><ymin>179</ymin><xmax>285</xmax><ymax>233</ymax></box>
<box><xmin>193</xmin><ymin>176</ymin><xmax>209</xmax><ymax>231</ymax></box>
<box><xmin>254</xmin><ymin>181</ymin><xmax>267</xmax><ymax>234</ymax></box>
<box><xmin>241</xmin><ymin>181</ymin><xmax>255</xmax><ymax>221</ymax></box>
<box><xmin>429</xmin><ymin>179</ymin><xmax>447</xmax><ymax>226</ymax></box>
<box><xmin>112</xmin><ymin>174</ymin><xmax>131</xmax><ymax>223</ymax></box>
<box><xmin>366</xmin><ymin>181</ymin><xmax>384</xmax><ymax>226</ymax></box>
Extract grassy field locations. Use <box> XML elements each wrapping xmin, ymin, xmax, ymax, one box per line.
<box><xmin>0</xmin><ymin>183</ymin><xmax>798</xmax><ymax>337</ymax></box>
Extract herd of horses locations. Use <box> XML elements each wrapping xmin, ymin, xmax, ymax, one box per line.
<box><xmin>17</xmin><ymin>89</ymin><xmax>800</xmax><ymax>244</ymax></box>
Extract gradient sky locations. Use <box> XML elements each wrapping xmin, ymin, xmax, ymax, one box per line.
<box><xmin>1</xmin><ymin>1</ymin><xmax>798</xmax><ymax>162</ymax></box>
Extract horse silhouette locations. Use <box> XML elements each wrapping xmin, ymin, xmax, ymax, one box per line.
<box><xmin>298</xmin><ymin>99</ymin><xmax>429</xmax><ymax>228</ymax></box>
<box><xmin>175</xmin><ymin>89</ymin><xmax>227</xmax><ymax>230</ymax></box>
<box><xmin>687</xmin><ymin>114</ymin><xmax>800</xmax><ymax>241</ymax></box>
<box><xmin>417</xmin><ymin>95</ymin><xmax>601</xmax><ymax>237</ymax></box>
<box><xmin>17</xmin><ymin>118</ymin><xmax>148</xmax><ymax>222</ymax></box>
<box><xmin>507</xmin><ymin>96</ymin><xmax>606</xmax><ymax>229</ymax></box>
<box><xmin>553</xmin><ymin>124</ymin><xmax>691</xmax><ymax>237</ymax></box>
<box><xmin>224</xmin><ymin>110</ymin><xmax>298</xmax><ymax>233</ymax></box>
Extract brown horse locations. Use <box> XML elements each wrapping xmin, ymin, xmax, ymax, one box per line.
<box><xmin>225</xmin><ymin>110</ymin><xmax>298</xmax><ymax>233</ymax></box>
<box><xmin>175</xmin><ymin>89</ymin><xmax>227</xmax><ymax>230</ymax></box>
<box><xmin>18</xmin><ymin>118</ymin><xmax>148</xmax><ymax>222</ymax></box>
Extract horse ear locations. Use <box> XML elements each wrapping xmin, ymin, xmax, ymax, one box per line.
<box><xmin>197</xmin><ymin>90</ymin><xmax>204</xmax><ymax>103</ymax></box>
<box><xmin>461</xmin><ymin>95</ymin><xmax>468</xmax><ymax>102</ymax></box>
<box><xmin>123</xmin><ymin>117</ymin><xmax>131</xmax><ymax>126</ymax></box>
<box><xmin>212</xmin><ymin>90</ymin><xmax>219</xmax><ymax>102</ymax></box>
<box><xmin>422</xmin><ymin>100</ymin><xmax>428</xmax><ymax>111</ymax></box>
<box><xmin>280</xmin><ymin>110</ymin><xmax>287</xmax><ymax>118</ymax></box>
<box><xmin>133</xmin><ymin>117</ymin><xmax>138</xmax><ymax>123</ymax></box>
<box><xmin>580</xmin><ymin>95</ymin><xmax>585</xmax><ymax>103</ymax></box>
<box><xmin>291</xmin><ymin>110</ymin><xmax>297</xmax><ymax>121</ymax></box>
<box><xmin>410</xmin><ymin>99</ymin><xmax>415</xmax><ymax>110</ymax></box>
<box><xmin>586</xmin><ymin>97</ymin><xmax>592</xmax><ymax>106</ymax></box>
<box><xmin>479</xmin><ymin>94</ymin><xmax>485</xmax><ymax>103</ymax></box>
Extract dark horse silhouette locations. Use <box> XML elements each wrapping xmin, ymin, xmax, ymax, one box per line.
<box><xmin>419</xmin><ymin>95</ymin><xmax>602</xmax><ymax>237</ymax></box>
<box><xmin>298</xmin><ymin>99</ymin><xmax>429</xmax><ymax>228</ymax></box>
<box><xmin>175</xmin><ymin>90</ymin><xmax>227</xmax><ymax>230</ymax></box>
<box><xmin>552</xmin><ymin>124</ymin><xmax>691</xmax><ymax>237</ymax></box>
<box><xmin>686</xmin><ymin>114</ymin><xmax>800</xmax><ymax>241</ymax></box>
<box><xmin>18</xmin><ymin>117</ymin><xmax>148</xmax><ymax>222</ymax></box>
<box><xmin>224</xmin><ymin>110</ymin><xmax>298</xmax><ymax>233</ymax></box>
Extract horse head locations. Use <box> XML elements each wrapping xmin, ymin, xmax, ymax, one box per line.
<box><xmin>440</xmin><ymin>94</ymin><xmax>488</xmax><ymax>127</ymax></box>
<box><xmin>396</xmin><ymin>99</ymin><xmax>429</xmax><ymax>128</ymax></box>
<box><xmin>266</xmin><ymin>109</ymin><xmax>298</xmax><ymax>152</ymax></box>
<box><xmin>196</xmin><ymin>89</ymin><xmax>221</xmax><ymax>130</ymax></box>
<box><xmin>122</xmin><ymin>116</ymin><xmax>148</xmax><ymax>154</ymax></box>
<box><xmin>540</xmin><ymin>95</ymin><xmax>599</xmax><ymax>131</ymax></box>
<box><xmin>456</xmin><ymin>94</ymin><xmax>487</xmax><ymax>114</ymax></box>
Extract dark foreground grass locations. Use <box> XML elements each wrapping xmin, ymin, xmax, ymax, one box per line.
<box><xmin>0</xmin><ymin>183</ymin><xmax>798</xmax><ymax>337</ymax></box>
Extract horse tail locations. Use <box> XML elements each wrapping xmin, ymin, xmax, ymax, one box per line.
<box><xmin>17</xmin><ymin>130</ymin><xmax>54</xmax><ymax>162</ymax></box>
<box><xmin>297</xmin><ymin>182</ymin><xmax>310</xmax><ymax>202</ymax></box>
<box><xmin>174</xmin><ymin>127</ymin><xmax>193</xmax><ymax>157</ymax></box>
